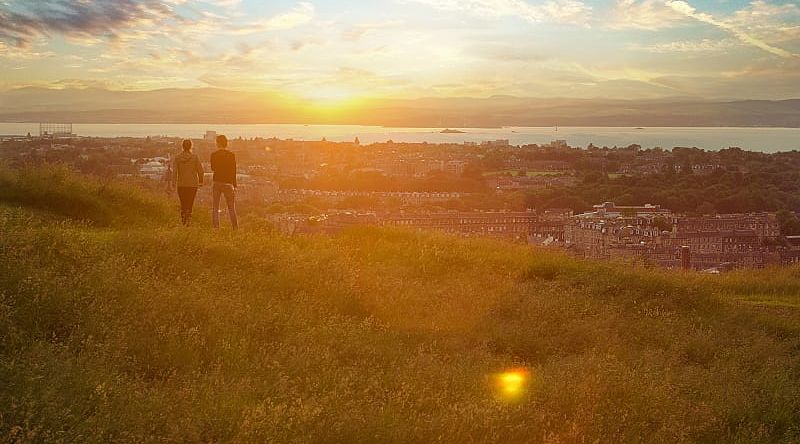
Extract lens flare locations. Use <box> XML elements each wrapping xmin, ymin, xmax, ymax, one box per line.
<box><xmin>492</xmin><ymin>368</ymin><xmax>530</xmax><ymax>401</ymax></box>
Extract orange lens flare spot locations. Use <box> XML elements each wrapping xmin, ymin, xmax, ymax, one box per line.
<box><xmin>492</xmin><ymin>368</ymin><xmax>531</xmax><ymax>401</ymax></box>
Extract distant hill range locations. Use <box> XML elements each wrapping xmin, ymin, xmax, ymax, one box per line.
<box><xmin>1</xmin><ymin>87</ymin><xmax>798</xmax><ymax>127</ymax></box>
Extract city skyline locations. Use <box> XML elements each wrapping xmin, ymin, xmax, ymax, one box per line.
<box><xmin>0</xmin><ymin>0</ymin><xmax>799</xmax><ymax>103</ymax></box>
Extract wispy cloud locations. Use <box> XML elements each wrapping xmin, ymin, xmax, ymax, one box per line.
<box><xmin>0</xmin><ymin>0</ymin><xmax>177</xmax><ymax>47</ymax></box>
<box><xmin>608</xmin><ymin>0</ymin><xmax>685</xmax><ymax>30</ymax></box>
<box><xmin>728</xmin><ymin>0</ymin><xmax>800</xmax><ymax>44</ymax></box>
<box><xmin>630</xmin><ymin>38</ymin><xmax>738</xmax><ymax>53</ymax></box>
<box><xmin>341</xmin><ymin>20</ymin><xmax>405</xmax><ymax>42</ymax></box>
<box><xmin>231</xmin><ymin>2</ymin><xmax>314</xmax><ymax>35</ymax></box>
<box><xmin>203</xmin><ymin>0</ymin><xmax>242</xmax><ymax>7</ymax></box>
<box><xmin>666</xmin><ymin>0</ymin><xmax>797</xmax><ymax>59</ymax></box>
<box><xmin>0</xmin><ymin>40</ymin><xmax>55</xmax><ymax>59</ymax></box>
<box><xmin>407</xmin><ymin>0</ymin><xmax>592</xmax><ymax>26</ymax></box>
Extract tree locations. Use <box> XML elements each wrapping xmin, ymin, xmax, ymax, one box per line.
<box><xmin>539</xmin><ymin>194</ymin><xmax>589</xmax><ymax>212</ymax></box>
<box><xmin>582</xmin><ymin>171</ymin><xmax>607</xmax><ymax>185</ymax></box>
<box><xmin>695</xmin><ymin>202</ymin><xmax>716</xmax><ymax>215</ymax></box>
<box><xmin>777</xmin><ymin>210</ymin><xmax>800</xmax><ymax>236</ymax></box>
<box><xmin>652</xmin><ymin>216</ymin><xmax>673</xmax><ymax>232</ymax></box>
<box><xmin>461</xmin><ymin>162</ymin><xmax>484</xmax><ymax>180</ymax></box>
<box><xmin>614</xmin><ymin>193</ymin><xmax>636</xmax><ymax>206</ymax></box>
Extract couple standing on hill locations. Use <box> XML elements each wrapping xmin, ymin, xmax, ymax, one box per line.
<box><xmin>172</xmin><ymin>134</ymin><xmax>238</xmax><ymax>230</ymax></box>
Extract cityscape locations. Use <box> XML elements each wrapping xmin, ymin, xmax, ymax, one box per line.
<box><xmin>3</xmin><ymin>125</ymin><xmax>799</xmax><ymax>271</ymax></box>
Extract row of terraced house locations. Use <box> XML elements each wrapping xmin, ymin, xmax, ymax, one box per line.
<box><xmin>265</xmin><ymin>199</ymin><xmax>793</xmax><ymax>271</ymax></box>
<box><xmin>560</xmin><ymin>202</ymin><xmax>783</xmax><ymax>271</ymax></box>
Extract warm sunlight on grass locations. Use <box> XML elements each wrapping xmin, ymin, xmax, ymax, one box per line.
<box><xmin>3</xmin><ymin>166</ymin><xmax>800</xmax><ymax>442</ymax></box>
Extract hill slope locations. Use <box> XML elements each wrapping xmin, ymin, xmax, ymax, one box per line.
<box><xmin>1</xmin><ymin>167</ymin><xmax>800</xmax><ymax>442</ymax></box>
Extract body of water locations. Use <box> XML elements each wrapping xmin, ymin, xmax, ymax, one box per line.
<box><xmin>1</xmin><ymin>123</ymin><xmax>798</xmax><ymax>153</ymax></box>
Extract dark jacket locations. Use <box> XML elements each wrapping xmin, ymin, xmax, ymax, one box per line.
<box><xmin>210</xmin><ymin>149</ymin><xmax>237</xmax><ymax>187</ymax></box>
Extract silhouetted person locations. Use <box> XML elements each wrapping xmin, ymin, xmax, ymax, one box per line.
<box><xmin>210</xmin><ymin>134</ymin><xmax>239</xmax><ymax>230</ymax></box>
<box><xmin>173</xmin><ymin>139</ymin><xmax>204</xmax><ymax>226</ymax></box>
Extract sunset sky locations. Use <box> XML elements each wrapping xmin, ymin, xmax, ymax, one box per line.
<box><xmin>1</xmin><ymin>0</ymin><xmax>798</xmax><ymax>100</ymax></box>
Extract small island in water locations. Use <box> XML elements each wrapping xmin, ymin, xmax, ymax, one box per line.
<box><xmin>441</xmin><ymin>128</ymin><xmax>467</xmax><ymax>134</ymax></box>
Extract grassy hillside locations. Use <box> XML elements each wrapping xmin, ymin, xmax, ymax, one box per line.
<box><xmin>1</xmin><ymin>166</ymin><xmax>800</xmax><ymax>443</ymax></box>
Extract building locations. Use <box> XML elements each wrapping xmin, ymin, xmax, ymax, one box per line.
<box><xmin>564</xmin><ymin>204</ymin><xmax>781</xmax><ymax>270</ymax></box>
<box><xmin>137</xmin><ymin>158</ymin><xmax>168</xmax><ymax>180</ymax></box>
<box><xmin>276</xmin><ymin>189</ymin><xmax>467</xmax><ymax>206</ymax></box>
<box><xmin>663</xmin><ymin>229</ymin><xmax>776</xmax><ymax>270</ymax></box>
<box><xmin>671</xmin><ymin>214</ymin><xmax>779</xmax><ymax>240</ymax></box>
<box><xmin>666</xmin><ymin>214</ymin><xmax>781</xmax><ymax>270</ymax></box>
<box><xmin>39</xmin><ymin>123</ymin><xmax>74</xmax><ymax>138</ymax></box>
<box><xmin>582</xmin><ymin>202</ymin><xmax>671</xmax><ymax>219</ymax></box>
<box><xmin>530</xmin><ymin>209</ymin><xmax>573</xmax><ymax>245</ymax></box>
<box><xmin>481</xmin><ymin>139</ymin><xmax>510</xmax><ymax>147</ymax></box>
<box><xmin>564</xmin><ymin>215</ymin><xmax>669</xmax><ymax>263</ymax></box>
<box><xmin>781</xmin><ymin>236</ymin><xmax>800</xmax><ymax>264</ymax></box>
<box><xmin>383</xmin><ymin>211</ymin><xmax>537</xmax><ymax>241</ymax></box>
<box><xmin>445</xmin><ymin>160</ymin><xmax>467</xmax><ymax>175</ymax></box>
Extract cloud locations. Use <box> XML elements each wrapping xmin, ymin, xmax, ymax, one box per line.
<box><xmin>666</xmin><ymin>0</ymin><xmax>797</xmax><ymax>58</ymax></box>
<box><xmin>0</xmin><ymin>0</ymin><xmax>177</xmax><ymax>47</ymax></box>
<box><xmin>630</xmin><ymin>38</ymin><xmax>738</xmax><ymax>53</ymax></box>
<box><xmin>290</xmin><ymin>38</ymin><xmax>325</xmax><ymax>51</ymax></box>
<box><xmin>649</xmin><ymin>58</ymin><xmax>800</xmax><ymax>99</ymax></box>
<box><xmin>49</xmin><ymin>78</ymin><xmax>116</xmax><ymax>89</ymax></box>
<box><xmin>0</xmin><ymin>40</ymin><xmax>55</xmax><ymax>59</ymax></box>
<box><xmin>467</xmin><ymin>41</ymin><xmax>550</xmax><ymax>62</ymax></box>
<box><xmin>341</xmin><ymin>20</ymin><xmax>405</xmax><ymax>42</ymax></box>
<box><xmin>727</xmin><ymin>0</ymin><xmax>800</xmax><ymax>44</ymax></box>
<box><xmin>608</xmin><ymin>0</ymin><xmax>800</xmax><ymax>51</ymax></box>
<box><xmin>608</xmin><ymin>0</ymin><xmax>686</xmax><ymax>30</ymax></box>
<box><xmin>203</xmin><ymin>0</ymin><xmax>242</xmax><ymax>7</ymax></box>
<box><xmin>407</xmin><ymin>0</ymin><xmax>592</xmax><ymax>26</ymax></box>
<box><xmin>231</xmin><ymin>2</ymin><xmax>315</xmax><ymax>35</ymax></box>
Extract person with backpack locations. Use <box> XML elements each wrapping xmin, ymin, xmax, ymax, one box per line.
<box><xmin>173</xmin><ymin>139</ymin><xmax>205</xmax><ymax>226</ymax></box>
<box><xmin>210</xmin><ymin>134</ymin><xmax>239</xmax><ymax>230</ymax></box>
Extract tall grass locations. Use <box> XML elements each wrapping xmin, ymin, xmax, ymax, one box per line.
<box><xmin>1</xmin><ymin>167</ymin><xmax>799</xmax><ymax>442</ymax></box>
<box><xmin>0</xmin><ymin>164</ymin><xmax>171</xmax><ymax>227</ymax></box>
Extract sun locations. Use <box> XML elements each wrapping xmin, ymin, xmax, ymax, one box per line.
<box><xmin>303</xmin><ymin>87</ymin><xmax>358</xmax><ymax>103</ymax></box>
<box><xmin>300</xmin><ymin>88</ymin><xmax>367</xmax><ymax>118</ymax></box>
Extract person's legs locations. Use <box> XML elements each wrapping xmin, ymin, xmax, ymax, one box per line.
<box><xmin>177</xmin><ymin>187</ymin><xmax>192</xmax><ymax>225</ymax></box>
<box><xmin>212</xmin><ymin>183</ymin><xmax>222</xmax><ymax>228</ymax></box>
<box><xmin>223</xmin><ymin>184</ymin><xmax>238</xmax><ymax>230</ymax></box>
<box><xmin>177</xmin><ymin>188</ymin><xmax>185</xmax><ymax>225</ymax></box>
<box><xmin>184</xmin><ymin>187</ymin><xmax>198</xmax><ymax>226</ymax></box>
